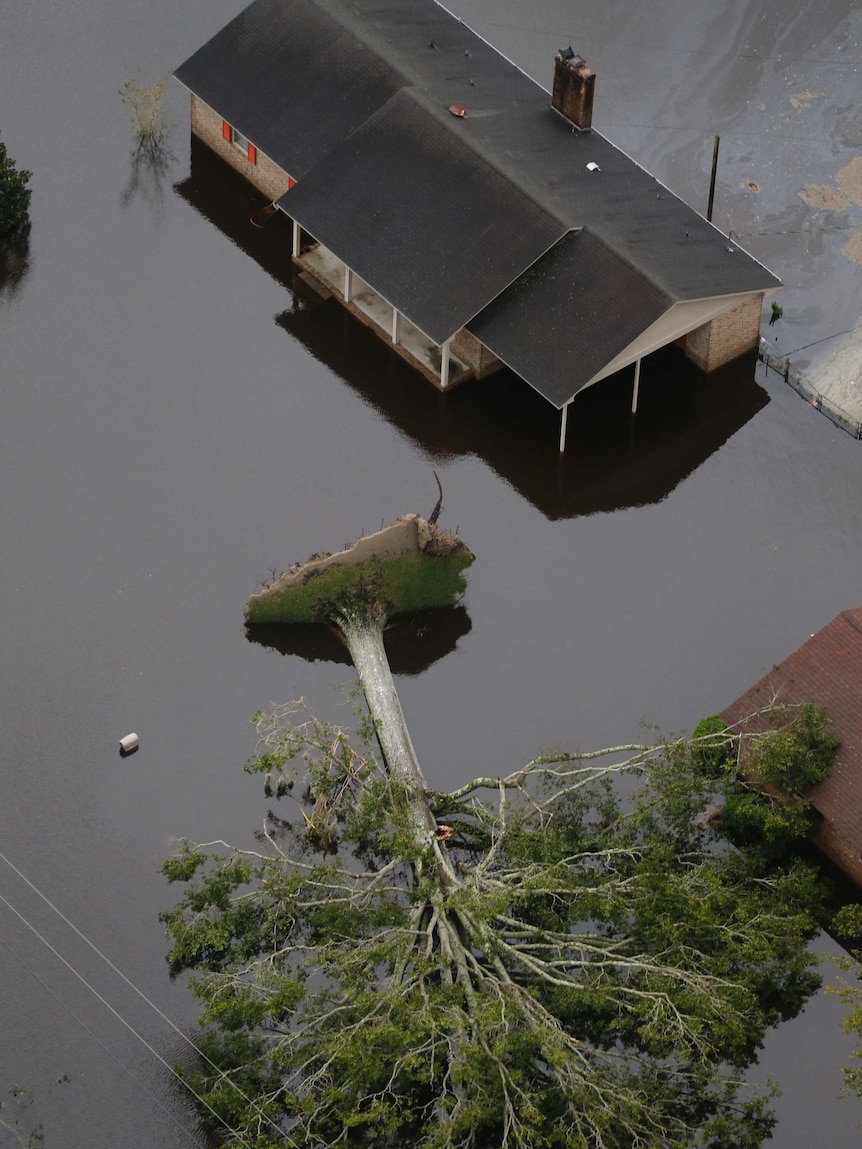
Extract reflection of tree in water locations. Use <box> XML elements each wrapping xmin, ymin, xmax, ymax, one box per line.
<box><xmin>119</xmin><ymin>75</ymin><xmax>174</xmax><ymax>217</ymax></box>
<box><xmin>0</xmin><ymin>233</ymin><xmax>30</xmax><ymax>301</ymax></box>
<box><xmin>120</xmin><ymin>140</ymin><xmax>176</xmax><ymax>218</ymax></box>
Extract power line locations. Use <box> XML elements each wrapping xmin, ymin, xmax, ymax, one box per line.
<box><xmin>463</xmin><ymin>14</ymin><xmax>861</xmax><ymax>68</ymax></box>
<box><xmin>597</xmin><ymin>119</ymin><xmax>859</xmax><ymax>146</ymax></box>
<box><xmin>784</xmin><ymin>328</ymin><xmax>859</xmax><ymax>356</ymax></box>
<box><xmin>733</xmin><ymin>223</ymin><xmax>862</xmax><ymax>238</ymax></box>
<box><xmin>38</xmin><ymin>112</ymin><xmax>129</xmax><ymax>180</ymax></box>
<box><xmin>0</xmin><ymin>932</ymin><xmax>205</xmax><ymax>1148</ymax></box>
<box><xmin>0</xmin><ymin>847</ymin><xmax>285</xmax><ymax>1142</ymax></box>
<box><xmin>0</xmin><ymin>886</ymin><xmax>253</xmax><ymax>1147</ymax></box>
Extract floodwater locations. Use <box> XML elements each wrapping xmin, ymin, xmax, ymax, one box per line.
<box><xmin>1</xmin><ymin>0</ymin><xmax>861</xmax><ymax>1145</ymax></box>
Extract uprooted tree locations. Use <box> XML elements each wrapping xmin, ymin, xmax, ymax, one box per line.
<box><xmin>161</xmin><ymin>515</ymin><xmax>839</xmax><ymax>1149</ymax></box>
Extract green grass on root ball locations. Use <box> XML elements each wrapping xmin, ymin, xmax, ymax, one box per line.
<box><xmin>246</xmin><ymin>550</ymin><xmax>475</xmax><ymax>624</ymax></box>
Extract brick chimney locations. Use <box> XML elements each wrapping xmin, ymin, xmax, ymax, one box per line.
<box><xmin>552</xmin><ymin>47</ymin><xmax>595</xmax><ymax>132</ymax></box>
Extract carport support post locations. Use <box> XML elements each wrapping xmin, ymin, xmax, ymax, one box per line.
<box><xmin>292</xmin><ymin>220</ymin><xmax>301</xmax><ymax>257</ymax></box>
<box><xmin>440</xmin><ymin>339</ymin><xmax>451</xmax><ymax>389</ymax></box>
<box><xmin>559</xmin><ymin>400</ymin><xmax>571</xmax><ymax>453</ymax></box>
<box><xmin>344</xmin><ymin>266</ymin><xmax>354</xmax><ymax>303</ymax></box>
<box><xmin>392</xmin><ymin>308</ymin><xmax>401</xmax><ymax>345</ymax></box>
<box><xmin>631</xmin><ymin>358</ymin><xmax>642</xmax><ymax>414</ymax></box>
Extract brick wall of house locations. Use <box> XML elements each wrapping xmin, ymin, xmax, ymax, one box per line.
<box><xmin>190</xmin><ymin>95</ymin><xmax>294</xmax><ymax>202</ymax></box>
<box><xmin>685</xmin><ymin>294</ymin><xmax>764</xmax><ymax>373</ymax></box>
<box><xmin>452</xmin><ymin>329</ymin><xmax>503</xmax><ymax>379</ymax></box>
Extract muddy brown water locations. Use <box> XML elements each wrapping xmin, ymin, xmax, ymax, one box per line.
<box><xmin>1</xmin><ymin>0</ymin><xmax>862</xmax><ymax>1144</ymax></box>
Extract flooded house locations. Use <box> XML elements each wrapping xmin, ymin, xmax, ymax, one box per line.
<box><xmin>174</xmin><ymin>0</ymin><xmax>780</xmax><ymax>449</ymax></box>
<box><xmin>723</xmin><ymin>607</ymin><xmax>862</xmax><ymax>886</ymax></box>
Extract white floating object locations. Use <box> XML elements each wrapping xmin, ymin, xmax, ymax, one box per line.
<box><xmin>119</xmin><ymin>732</ymin><xmax>139</xmax><ymax>754</ymax></box>
<box><xmin>586</xmin><ymin>161</ymin><xmax>601</xmax><ymax>172</ymax></box>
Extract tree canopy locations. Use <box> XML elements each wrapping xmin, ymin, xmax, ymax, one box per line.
<box><xmin>0</xmin><ymin>138</ymin><xmax>31</xmax><ymax>246</ymax></box>
<box><xmin>161</xmin><ymin>517</ymin><xmax>842</xmax><ymax>1147</ymax></box>
<box><xmin>162</xmin><ymin>697</ymin><xmax>834</xmax><ymax>1149</ymax></box>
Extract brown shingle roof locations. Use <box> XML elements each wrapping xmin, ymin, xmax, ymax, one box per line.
<box><xmin>721</xmin><ymin>607</ymin><xmax>862</xmax><ymax>851</ymax></box>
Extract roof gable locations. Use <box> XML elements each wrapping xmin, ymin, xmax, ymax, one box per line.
<box><xmin>468</xmin><ymin>230</ymin><xmax>674</xmax><ymax>407</ymax></box>
<box><xmin>175</xmin><ymin>0</ymin><xmax>406</xmax><ymax>178</ymax></box>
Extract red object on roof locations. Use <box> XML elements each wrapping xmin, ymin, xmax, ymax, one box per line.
<box><xmin>448</xmin><ymin>103</ymin><xmax>467</xmax><ymax>118</ymax></box>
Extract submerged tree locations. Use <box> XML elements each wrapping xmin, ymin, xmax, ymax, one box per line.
<box><xmin>162</xmin><ymin>517</ymin><xmax>834</xmax><ymax>1149</ymax></box>
<box><xmin>826</xmin><ymin>903</ymin><xmax>862</xmax><ymax>1100</ymax></box>
<box><xmin>0</xmin><ymin>137</ymin><xmax>32</xmax><ymax>246</ymax></box>
<box><xmin>117</xmin><ymin>76</ymin><xmax>174</xmax><ymax>216</ymax></box>
<box><xmin>119</xmin><ymin>75</ymin><xmax>170</xmax><ymax>158</ymax></box>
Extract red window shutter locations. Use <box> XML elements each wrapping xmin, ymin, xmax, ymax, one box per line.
<box><xmin>247</xmin><ymin>142</ymin><xmax>257</xmax><ymax>164</ymax></box>
<box><xmin>287</xmin><ymin>176</ymin><xmax>297</xmax><ymax>190</ymax></box>
<box><xmin>222</xmin><ymin>120</ymin><xmax>231</xmax><ymax>142</ymax></box>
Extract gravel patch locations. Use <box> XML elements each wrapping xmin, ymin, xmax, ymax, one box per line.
<box><xmin>811</xmin><ymin>329</ymin><xmax>862</xmax><ymax>420</ymax></box>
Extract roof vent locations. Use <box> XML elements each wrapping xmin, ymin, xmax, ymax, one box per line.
<box><xmin>552</xmin><ymin>48</ymin><xmax>595</xmax><ymax>132</ymax></box>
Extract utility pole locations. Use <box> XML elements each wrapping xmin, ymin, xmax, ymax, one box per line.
<box><xmin>707</xmin><ymin>134</ymin><xmax>720</xmax><ymax>223</ymax></box>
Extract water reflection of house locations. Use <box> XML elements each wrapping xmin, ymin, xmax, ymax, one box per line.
<box><xmin>722</xmin><ymin>608</ymin><xmax>862</xmax><ymax>886</ymax></box>
<box><xmin>174</xmin><ymin>0</ymin><xmax>780</xmax><ymax>449</ymax></box>
<box><xmin>175</xmin><ymin>139</ymin><xmax>770</xmax><ymax>521</ymax></box>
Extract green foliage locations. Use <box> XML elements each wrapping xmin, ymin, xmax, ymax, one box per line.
<box><xmin>832</xmin><ymin>904</ymin><xmax>862</xmax><ymax>942</ymax></box>
<box><xmin>0</xmin><ymin>1079</ymin><xmax>69</xmax><ymax>1148</ymax></box>
<box><xmin>747</xmin><ymin>702</ymin><xmax>838</xmax><ymax>795</ymax></box>
<box><xmin>691</xmin><ymin>712</ymin><xmax>735</xmax><ymax>777</ymax></box>
<box><xmin>245</xmin><ymin>548</ymin><xmax>474</xmax><ymax>625</ymax></box>
<box><xmin>161</xmin><ymin>702</ymin><xmax>830</xmax><ymax>1149</ymax></box>
<box><xmin>0</xmin><ymin>139</ymin><xmax>32</xmax><ymax>246</ymax></box>
<box><xmin>826</xmin><ymin>903</ymin><xmax>862</xmax><ymax>1098</ymax></box>
<box><xmin>719</xmin><ymin>703</ymin><xmax>839</xmax><ymax>862</ymax></box>
<box><xmin>720</xmin><ymin>789</ymin><xmax>813</xmax><ymax>859</ymax></box>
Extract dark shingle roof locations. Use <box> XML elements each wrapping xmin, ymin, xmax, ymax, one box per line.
<box><xmin>175</xmin><ymin>0</ymin><xmax>406</xmax><ymax>178</ymax></box>
<box><xmin>467</xmin><ymin>230</ymin><xmax>674</xmax><ymax>406</ymax></box>
<box><xmin>721</xmin><ymin>608</ymin><xmax>862</xmax><ymax>855</ymax></box>
<box><xmin>280</xmin><ymin>89</ymin><xmax>565</xmax><ymax>344</ymax></box>
<box><xmin>175</xmin><ymin>0</ymin><xmax>780</xmax><ymax>400</ymax></box>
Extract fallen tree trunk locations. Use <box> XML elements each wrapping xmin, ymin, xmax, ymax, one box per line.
<box><xmin>334</xmin><ymin>598</ymin><xmax>460</xmax><ymax>891</ymax></box>
<box><xmin>165</xmin><ymin>514</ymin><xmax>831</xmax><ymax>1147</ymax></box>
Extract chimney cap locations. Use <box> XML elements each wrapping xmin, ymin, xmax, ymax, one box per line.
<box><xmin>558</xmin><ymin>45</ymin><xmax>587</xmax><ymax>68</ymax></box>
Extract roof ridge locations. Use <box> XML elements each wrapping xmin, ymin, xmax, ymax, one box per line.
<box><xmin>461</xmin><ymin>226</ymin><xmax>582</xmax><ymax>339</ymax></box>
<box><xmin>839</xmin><ymin>607</ymin><xmax>862</xmax><ymax>636</ymax></box>
<box><xmin>398</xmin><ymin>87</ymin><xmax>569</xmax><ymax>231</ymax></box>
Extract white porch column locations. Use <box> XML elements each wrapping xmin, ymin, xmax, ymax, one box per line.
<box><xmin>631</xmin><ymin>358</ymin><xmax>642</xmax><ymax>414</ymax></box>
<box><xmin>292</xmin><ymin>220</ymin><xmax>301</xmax><ymax>257</ymax></box>
<box><xmin>440</xmin><ymin>339</ymin><xmax>451</xmax><ymax>389</ymax></box>
<box><xmin>391</xmin><ymin>307</ymin><xmax>401</xmax><ymax>345</ymax></box>
<box><xmin>344</xmin><ymin>266</ymin><xmax>354</xmax><ymax>303</ymax></box>
<box><xmin>559</xmin><ymin>400</ymin><xmax>571</xmax><ymax>453</ymax></box>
